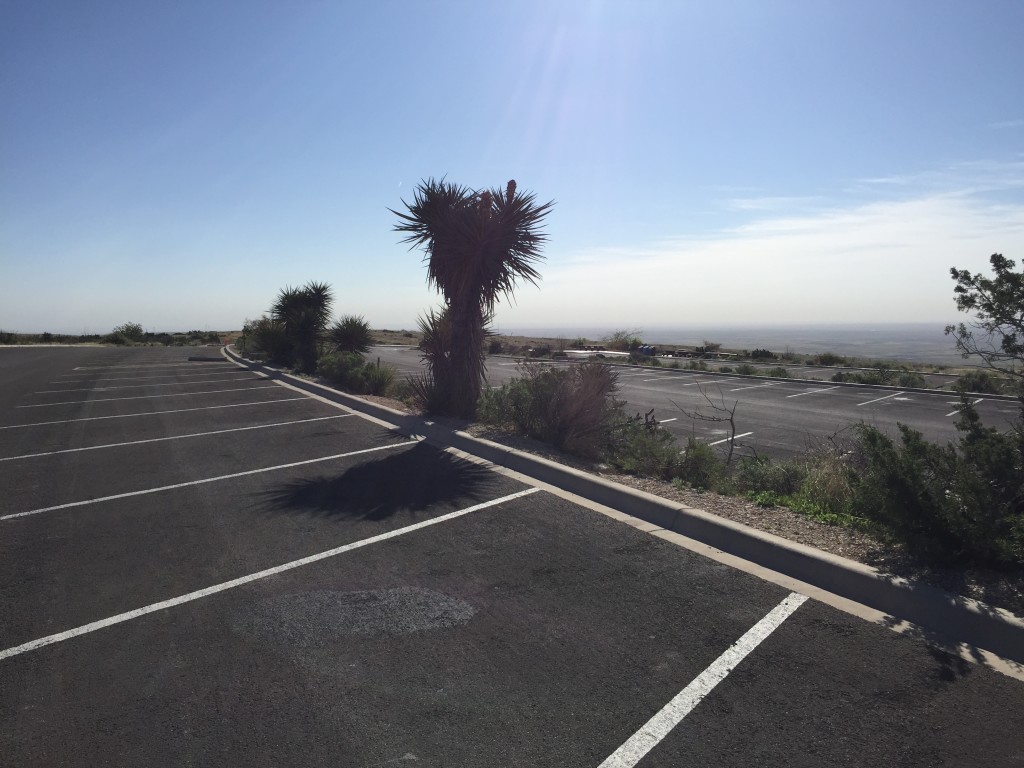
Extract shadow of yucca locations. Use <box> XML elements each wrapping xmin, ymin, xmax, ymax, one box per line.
<box><xmin>263</xmin><ymin>441</ymin><xmax>494</xmax><ymax>521</ymax></box>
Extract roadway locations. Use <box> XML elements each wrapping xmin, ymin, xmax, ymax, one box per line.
<box><xmin>371</xmin><ymin>346</ymin><xmax>1020</xmax><ymax>461</ymax></box>
<box><xmin>2</xmin><ymin>346</ymin><xmax>1023</xmax><ymax>766</ymax></box>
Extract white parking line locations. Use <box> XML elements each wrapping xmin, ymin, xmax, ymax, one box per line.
<box><xmin>72</xmin><ymin>363</ymin><xmax>233</xmax><ymax>371</ymax></box>
<box><xmin>35</xmin><ymin>376</ymin><xmax>258</xmax><ymax>394</ymax></box>
<box><xmin>728</xmin><ymin>382</ymin><xmax>780</xmax><ymax>392</ymax></box>
<box><xmin>0</xmin><ymin>488</ymin><xmax>541</xmax><ymax>661</ymax></box>
<box><xmin>17</xmin><ymin>385</ymin><xmax>278</xmax><ymax>408</ymax></box>
<box><xmin>946</xmin><ymin>398</ymin><xmax>983</xmax><ymax>417</ymax></box>
<box><xmin>708</xmin><ymin>431</ymin><xmax>753</xmax><ymax>446</ymax></box>
<box><xmin>786</xmin><ymin>385</ymin><xmax>840</xmax><ymax>399</ymax></box>
<box><xmin>1</xmin><ymin>441</ymin><xmax>415</xmax><ymax>521</ymax></box>
<box><xmin>658</xmin><ymin>418</ymin><xmax>678</xmax><ymax>424</ymax></box>
<box><xmin>598</xmin><ymin>592</ymin><xmax>808</xmax><ymax>768</ymax></box>
<box><xmin>856</xmin><ymin>391</ymin><xmax>904</xmax><ymax>407</ymax></box>
<box><xmin>52</xmin><ymin>371</ymin><xmax>252</xmax><ymax>384</ymax></box>
<box><xmin>0</xmin><ymin>397</ymin><xmax>309</xmax><ymax>430</ymax></box>
<box><xmin>0</xmin><ymin>415</ymin><xmax>352</xmax><ymax>462</ymax></box>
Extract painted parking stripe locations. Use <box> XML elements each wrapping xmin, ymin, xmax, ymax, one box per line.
<box><xmin>659</xmin><ymin>418</ymin><xmax>678</xmax><ymax>424</ymax></box>
<box><xmin>17</xmin><ymin>384</ymin><xmax>278</xmax><ymax>408</ymax></box>
<box><xmin>0</xmin><ymin>487</ymin><xmax>541</xmax><ymax>661</ymax></box>
<box><xmin>786</xmin><ymin>385</ymin><xmax>840</xmax><ymax>399</ymax></box>
<box><xmin>52</xmin><ymin>370</ymin><xmax>252</xmax><ymax>384</ymax></box>
<box><xmin>35</xmin><ymin>376</ymin><xmax>258</xmax><ymax>394</ymax></box>
<box><xmin>72</xmin><ymin>363</ymin><xmax>234</xmax><ymax>371</ymax></box>
<box><xmin>0</xmin><ymin>397</ymin><xmax>309</xmax><ymax>430</ymax></box>
<box><xmin>708</xmin><ymin>431</ymin><xmax>753</xmax><ymax>446</ymax></box>
<box><xmin>1</xmin><ymin>442</ymin><xmax>414</xmax><ymax>521</ymax></box>
<box><xmin>856</xmin><ymin>391</ymin><xmax>905</xmax><ymax>407</ymax></box>
<box><xmin>597</xmin><ymin>592</ymin><xmax>808</xmax><ymax>768</ymax></box>
<box><xmin>946</xmin><ymin>398</ymin><xmax>983</xmax><ymax>417</ymax></box>
<box><xmin>728</xmin><ymin>382</ymin><xmax>780</xmax><ymax>392</ymax></box>
<box><xmin>0</xmin><ymin>415</ymin><xmax>352</xmax><ymax>462</ymax></box>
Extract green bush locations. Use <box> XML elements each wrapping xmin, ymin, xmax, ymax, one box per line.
<box><xmin>809</xmin><ymin>352</ymin><xmax>847</xmax><ymax>366</ymax></box>
<box><xmin>329</xmin><ymin>315</ymin><xmax>372</xmax><ymax>354</ymax></box>
<box><xmin>674</xmin><ymin>438</ymin><xmax>729</xmax><ymax>491</ymax></box>
<box><xmin>362</xmin><ymin>362</ymin><xmax>396</xmax><ymax>395</ymax></box>
<box><xmin>735</xmin><ymin>363</ymin><xmax>757</xmax><ymax>375</ymax></box>
<box><xmin>737</xmin><ymin>456</ymin><xmax>806</xmax><ymax>495</ymax></box>
<box><xmin>246</xmin><ymin>316</ymin><xmax>292</xmax><ymax>365</ymax></box>
<box><xmin>488</xmin><ymin>339</ymin><xmax>504</xmax><ymax>354</ymax></box>
<box><xmin>895</xmin><ymin>371</ymin><xmax>926</xmax><ymax>388</ymax></box>
<box><xmin>478</xmin><ymin>362</ymin><xmax>620</xmax><ymax>459</ymax></box>
<box><xmin>604</xmin><ymin>410</ymin><xmax>680</xmax><ymax>478</ymax></box>
<box><xmin>956</xmin><ymin>369</ymin><xmax>1004</xmax><ymax>394</ymax></box>
<box><xmin>317</xmin><ymin>352</ymin><xmax>367</xmax><ymax>391</ymax></box>
<box><xmin>765</xmin><ymin>366</ymin><xmax>790</xmax><ymax>378</ymax></box>
<box><xmin>850</xmin><ymin>411</ymin><xmax>1024</xmax><ymax>567</ymax></box>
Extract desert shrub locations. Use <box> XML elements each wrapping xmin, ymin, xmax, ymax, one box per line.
<box><xmin>737</xmin><ymin>456</ymin><xmax>806</xmax><ymax>495</ymax></box>
<box><xmin>488</xmin><ymin>339</ymin><xmax>504</xmax><ymax>354</ymax></box>
<box><xmin>246</xmin><ymin>316</ymin><xmax>292</xmax><ymax>365</ymax></box>
<box><xmin>329</xmin><ymin>315</ymin><xmax>372</xmax><ymax>354</ymax></box>
<box><xmin>749</xmin><ymin>348</ymin><xmax>776</xmax><ymax>360</ymax></box>
<box><xmin>795</xmin><ymin>451</ymin><xmax>858</xmax><ymax>513</ymax></box>
<box><xmin>956</xmin><ymin>369</ymin><xmax>1004</xmax><ymax>394</ymax></box>
<box><xmin>317</xmin><ymin>352</ymin><xmax>367</xmax><ymax>391</ymax></box>
<box><xmin>850</xmin><ymin>413</ymin><xmax>1024</xmax><ymax>567</ymax></box>
<box><xmin>764</xmin><ymin>366</ymin><xmax>790</xmax><ymax>378</ymax></box>
<box><xmin>604</xmin><ymin>410</ymin><xmax>680</xmax><ymax>478</ymax></box>
<box><xmin>748</xmin><ymin>490</ymin><xmax>782</xmax><ymax>508</ymax></box>
<box><xmin>809</xmin><ymin>352</ymin><xmax>847</xmax><ymax>366</ymax></box>
<box><xmin>478</xmin><ymin>362</ymin><xmax>620</xmax><ymax>459</ymax></box>
<box><xmin>112</xmin><ymin>322</ymin><xmax>144</xmax><ymax>342</ymax></box>
<box><xmin>528</xmin><ymin>345</ymin><xmax>551</xmax><ymax>357</ymax></box>
<box><xmin>895</xmin><ymin>371</ymin><xmax>926</xmax><ymax>388</ymax></box>
<box><xmin>686</xmin><ymin>360</ymin><xmax>708</xmax><ymax>371</ymax></box>
<box><xmin>674</xmin><ymin>438</ymin><xmax>729</xmax><ymax>491</ymax></box>
<box><xmin>362</xmin><ymin>362</ymin><xmax>396</xmax><ymax>395</ymax></box>
<box><xmin>735</xmin><ymin>363</ymin><xmax>757</xmax><ymax>375</ymax></box>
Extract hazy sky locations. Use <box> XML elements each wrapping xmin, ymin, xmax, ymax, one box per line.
<box><xmin>2</xmin><ymin>0</ymin><xmax>1022</xmax><ymax>334</ymax></box>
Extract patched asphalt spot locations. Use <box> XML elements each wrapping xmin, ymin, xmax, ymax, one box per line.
<box><xmin>235</xmin><ymin>587</ymin><xmax>477</xmax><ymax>646</ymax></box>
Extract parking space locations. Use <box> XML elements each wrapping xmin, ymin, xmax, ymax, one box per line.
<box><xmin>2</xmin><ymin>347</ymin><xmax>1024</xmax><ymax>766</ymax></box>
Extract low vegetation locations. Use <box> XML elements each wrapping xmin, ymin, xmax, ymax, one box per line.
<box><xmin>240</xmin><ymin>284</ymin><xmax>399</xmax><ymax>397</ymax></box>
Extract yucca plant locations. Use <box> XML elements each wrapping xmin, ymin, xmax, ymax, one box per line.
<box><xmin>271</xmin><ymin>281</ymin><xmax>334</xmax><ymax>374</ymax></box>
<box><xmin>393</xmin><ymin>178</ymin><xmax>554</xmax><ymax>418</ymax></box>
<box><xmin>328</xmin><ymin>314</ymin><xmax>372</xmax><ymax>354</ymax></box>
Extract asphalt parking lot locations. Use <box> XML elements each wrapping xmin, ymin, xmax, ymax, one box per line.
<box><xmin>3</xmin><ymin>346</ymin><xmax>1024</xmax><ymax>767</ymax></box>
<box><xmin>374</xmin><ymin>346</ymin><xmax>1020</xmax><ymax>459</ymax></box>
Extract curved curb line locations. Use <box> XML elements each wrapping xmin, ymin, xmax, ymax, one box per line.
<box><xmin>224</xmin><ymin>346</ymin><xmax>1024</xmax><ymax>664</ymax></box>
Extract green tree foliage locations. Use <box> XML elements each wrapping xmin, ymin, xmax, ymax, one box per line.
<box><xmin>111</xmin><ymin>322</ymin><xmax>144</xmax><ymax>342</ymax></box>
<box><xmin>329</xmin><ymin>314</ymin><xmax>372</xmax><ymax>354</ymax></box>
<box><xmin>271</xmin><ymin>281</ymin><xmax>334</xmax><ymax>374</ymax></box>
<box><xmin>393</xmin><ymin>178</ymin><xmax>554</xmax><ymax>418</ymax></box>
<box><xmin>947</xmin><ymin>253</ymin><xmax>1023</xmax><ymax>384</ymax></box>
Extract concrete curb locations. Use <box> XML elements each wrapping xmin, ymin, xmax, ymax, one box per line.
<box><xmin>224</xmin><ymin>346</ymin><xmax>1024</xmax><ymax>664</ymax></box>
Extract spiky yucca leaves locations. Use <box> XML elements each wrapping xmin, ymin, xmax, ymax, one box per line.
<box><xmin>393</xmin><ymin>178</ymin><xmax>554</xmax><ymax>418</ymax></box>
<box><xmin>271</xmin><ymin>281</ymin><xmax>334</xmax><ymax>374</ymax></box>
<box><xmin>329</xmin><ymin>314</ymin><xmax>372</xmax><ymax>354</ymax></box>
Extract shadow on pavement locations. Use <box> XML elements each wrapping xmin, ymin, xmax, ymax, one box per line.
<box><xmin>263</xmin><ymin>441</ymin><xmax>494</xmax><ymax>521</ymax></box>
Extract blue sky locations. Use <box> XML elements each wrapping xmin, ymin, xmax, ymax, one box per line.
<box><xmin>2</xmin><ymin>0</ymin><xmax>1022</xmax><ymax>335</ymax></box>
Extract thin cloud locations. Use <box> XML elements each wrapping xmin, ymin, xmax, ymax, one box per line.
<box><xmin>499</xmin><ymin>194</ymin><xmax>1024</xmax><ymax>327</ymax></box>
